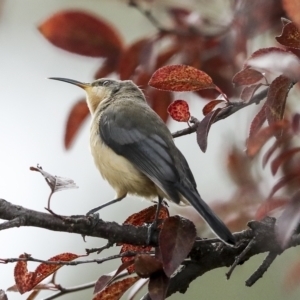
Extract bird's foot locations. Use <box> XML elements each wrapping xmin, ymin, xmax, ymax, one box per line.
<box><xmin>147</xmin><ymin>220</ymin><xmax>158</xmax><ymax>245</ymax></box>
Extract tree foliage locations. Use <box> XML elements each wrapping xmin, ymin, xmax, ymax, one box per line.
<box><xmin>2</xmin><ymin>1</ymin><xmax>300</xmax><ymax>299</ymax></box>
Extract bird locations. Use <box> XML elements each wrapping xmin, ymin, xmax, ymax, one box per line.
<box><xmin>49</xmin><ymin>77</ymin><xmax>235</xmax><ymax>245</ymax></box>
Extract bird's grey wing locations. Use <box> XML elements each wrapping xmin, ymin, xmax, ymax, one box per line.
<box><xmin>177</xmin><ymin>150</ymin><xmax>197</xmax><ymax>189</ymax></box>
<box><xmin>99</xmin><ymin>106</ymin><xmax>181</xmax><ymax>203</ymax></box>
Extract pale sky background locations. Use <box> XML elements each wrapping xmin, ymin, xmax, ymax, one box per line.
<box><xmin>0</xmin><ymin>0</ymin><xmax>300</xmax><ymax>299</ymax></box>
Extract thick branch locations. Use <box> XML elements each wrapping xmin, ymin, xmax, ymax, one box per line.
<box><xmin>0</xmin><ymin>199</ymin><xmax>155</xmax><ymax>246</ymax></box>
<box><xmin>1</xmin><ymin>199</ymin><xmax>300</xmax><ymax>299</ymax></box>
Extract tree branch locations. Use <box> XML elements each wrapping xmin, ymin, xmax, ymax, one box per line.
<box><xmin>172</xmin><ymin>88</ymin><xmax>269</xmax><ymax>139</ymax></box>
<box><xmin>1</xmin><ymin>198</ymin><xmax>300</xmax><ymax>299</ymax></box>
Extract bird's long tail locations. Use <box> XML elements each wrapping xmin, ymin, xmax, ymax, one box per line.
<box><xmin>176</xmin><ymin>184</ymin><xmax>235</xmax><ymax>245</ymax></box>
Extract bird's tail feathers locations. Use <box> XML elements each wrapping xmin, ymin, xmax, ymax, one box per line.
<box><xmin>176</xmin><ymin>184</ymin><xmax>235</xmax><ymax>246</ymax></box>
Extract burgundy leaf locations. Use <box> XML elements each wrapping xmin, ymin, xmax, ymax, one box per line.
<box><xmin>202</xmin><ymin>100</ymin><xmax>225</xmax><ymax>116</ymax></box>
<box><xmin>119</xmin><ymin>205</ymin><xmax>169</xmax><ymax>274</ymax></box>
<box><xmin>292</xmin><ymin>113</ymin><xmax>300</xmax><ymax>133</ymax></box>
<box><xmin>196</xmin><ymin>108</ymin><xmax>221</xmax><ymax>153</ymax></box>
<box><xmin>159</xmin><ymin>216</ymin><xmax>196</xmax><ymax>277</ymax></box>
<box><xmin>134</xmin><ymin>255</ymin><xmax>163</xmax><ymax>278</ymax></box>
<box><xmin>262</xmin><ymin>139</ymin><xmax>281</xmax><ymax>168</ymax></box>
<box><xmin>265</xmin><ymin>75</ymin><xmax>292</xmax><ymax>136</ymax></box>
<box><xmin>151</xmin><ymin>89</ymin><xmax>172</xmax><ymax>123</ymax></box>
<box><xmin>232</xmin><ymin>68</ymin><xmax>264</xmax><ymax>86</ymax></box>
<box><xmin>39</xmin><ymin>10</ymin><xmax>123</xmax><ymax>58</ymax></box>
<box><xmin>64</xmin><ymin>99</ymin><xmax>90</xmax><ymax>149</ymax></box>
<box><xmin>271</xmin><ymin>147</ymin><xmax>300</xmax><ymax>175</ymax></box>
<box><xmin>255</xmin><ymin>198</ymin><xmax>289</xmax><ymax>220</ymax></box>
<box><xmin>249</xmin><ymin>104</ymin><xmax>267</xmax><ymax>138</ymax></box>
<box><xmin>247</xmin><ymin>120</ymin><xmax>289</xmax><ymax>157</ymax></box>
<box><xmin>240</xmin><ymin>84</ymin><xmax>263</xmax><ymax>103</ymax></box>
<box><xmin>246</xmin><ymin>47</ymin><xmax>300</xmax><ymax>81</ymax></box>
<box><xmin>93</xmin><ymin>277</ymin><xmax>140</xmax><ymax>300</ymax></box>
<box><xmin>118</xmin><ymin>38</ymin><xmax>149</xmax><ymax>80</ymax></box>
<box><xmin>268</xmin><ymin>171</ymin><xmax>300</xmax><ymax>198</ymax></box>
<box><xmin>93</xmin><ymin>260</ymin><xmax>134</xmax><ymax>294</ymax></box>
<box><xmin>276</xmin><ymin>21</ymin><xmax>300</xmax><ymax>49</ymax></box>
<box><xmin>148</xmin><ymin>270</ymin><xmax>169</xmax><ymax>300</ymax></box>
<box><xmin>282</xmin><ymin>0</ymin><xmax>300</xmax><ymax>29</ymax></box>
<box><xmin>94</xmin><ymin>57</ymin><xmax>119</xmax><ymax>79</ymax></box>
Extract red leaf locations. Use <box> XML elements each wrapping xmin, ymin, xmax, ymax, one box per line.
<box><xmin>282</xmin><ymin>0</ymin><xmax>300</xmax><ymax>29</ymax></box>
<box><xmin>94</xmin><ymin>260</ymin><xmax>135</xmax><ymax>294</ymax></box>
<box><xmin>276</xmin><ymin>21</ymin><xmax>300</xmax><ymax>49</ymax></box>
<box><xmin>271</xmin><ymin>147</ymin><xmax>300</xmax><ymax>175</ymax></box>
<box><xmin>202</xmin><ymin>100</ymin><xmax>225</xmax><ymax>116</ymax></box>
<box><xmin>14</xmin><ymin>253</ymin><xmax>79</xmax><ymax>294</ymax></box>
<box><xmin>249</xmin><ymin>104</ymin><xmax>267</xmax><ymax>138</ymax></box>
<box><xmin>122</xmin><ymin>205</ymin><xmax>169</xmax><ymax>227</ymax></box>
<box><xmin>255</xmin><ymin>198</ymin><xmax>289</xmax><ymax>220</ymax></box>
<box><xmin>276</xmin><ymin>190</ymin><xmax>300</xmax><ymax>247</ymax></box>
<box><xmin>265</xmin><ymin>75</ymin><xmax>292</xmax><ymax>136</ymax></box>
<box><xmin>33</xmin><ymin>253</ymin><xmax>80</xmax><ymax>286</ymax></box>
<box><xmin>93</xmin><ymin>277</ymin><xmax>140</xmax><ymax>300</ymax></box>
<box><xmin>134</xmin><ymin>254</ymin><xmax>163</xmax><ymax>278</ymax></box>
<box><xmin>94</xmin><ymin>57</ymin><xmax>119</xmax><ymax>79</ymax></box>
<box><xmin>268</xmin><ymin>171</ymin><xmax>300</xmax><ymax>199</ymax></box>
<box><xmin>246</xmin><ymin>47</ymin><xmax>300</xmax><ymax>81</ymax></box>
<box><xmin>245</xmin><ymin>47</ymin><xmax>288</xmax><ymax>68</ymax></box>
<box><xmin>292</xmin><ymin>113</ymin><xmax>300</xmax><ymax>133</ymax></box>
<box><xmin>64</xmin><ymin>99</ymin><xmax>90</xmax><ymax>149</ymax></box>
<box><xmin>240</xmin><ymin>84</ymin><xmax>263</xmax><ymax>103</ymax></box>
<box><xmin>167</xmin><ymin>100</ymin><xmax>190</xmax><ymax>122</ymax></box>
<box><xmin>119</xmin><ymin>244</ymin><xmax>151</xmax><ymax>275</ymax></box>
<box><xmin>226</xmin><ymin>147</ymin><xmax>253</xmax><ymax>186</ymax></box>
<box><xmin>155</xmin><ymin>45</ymin><xmax>180</xmax><ymax>69</ymax></box>
<box><xmin>159</xmin><ymin>216</ymin><xmax>196</xmax><ymax>277</ymax></box>
<box><xmin>150</xmin><ymin>90</ymin><xmax>172</xmax><ymax>123</ymax></box>
<box><xmin>118</xmin><ymin>38</ymin><xmax>149</xmax><ymax>80</ymax></box>
<box><xmin>119</xmin><ymin>205</ymin><xmax>169</xmax><ymax>273</ymax></box>
<box><xmin>196</xmin><ymin>108</ymin><xmax>221</xmax><ymax>153</ymax></box>
<box><xmin>247</xmin><ymin>120</ymin><xmax>289</xmax><ymax>157</ymax></box>
<box><xmin>148</xmin><ymin>271</ymin><xmax>169</xmax><ymax>300</ymax></box>
<box><xmin>262</xmin><ymin>139</ymin><xmax>281</xmax><ymax>168</ymax></box>
<box><xmin>39</xmin><ymin>10</ymin><xmax>123</xmax><ymax>58</ymax></box>
<box><xmin>14</xmin><ymin>254</ymin><xmax>36</xmax><ymax>294</ymax></box>
<box><xmin>232</xmin><ymin>68</ymin><xmax>264</xmax><ymax>86</ymax></box>
<box><xmin>149</xmin><ymin>65</ymin><xmax>215</xmax><ymax>92</ymax></box>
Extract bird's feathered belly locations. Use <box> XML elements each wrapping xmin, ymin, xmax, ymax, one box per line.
<box><xmin>90</xmin><ymin>121</ymin><xmax>159</xmax><ymax>199</ymax></box>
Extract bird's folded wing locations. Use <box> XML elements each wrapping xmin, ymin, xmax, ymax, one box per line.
<box><xmin>99</xmin><ymin>106</ymin><xmax>181</xmax><ymax>203</ymax></box>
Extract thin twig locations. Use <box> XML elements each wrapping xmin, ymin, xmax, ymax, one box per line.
<box><xmin>245</xmin><ymin>251</ymin><xmax>278</xmax><ymax>286</ymax></box>
<box><xmin>0</xmin><ymin>251</ymin><xmax>150</xmax><ymax>266</ymax></box>
<box><xmin>226</xmin><ymin>238</ymin><xmax>256</xmax><ymax>279</ymax></box>
<box><xmin>43</xmin><ymin>281</ymin><xmax>96</xmax><ymax>300</ymax></box>
<box><xmin>86</xmin><ymin>240</ymin><xmax>115</xmax><ymax>254</ymax></box>
<box><xmin>172</xmin><ymin>88</ymin><xmax>269</xmax><ymax>139</ymax></box>
<box><xmin>43</xmin><ymin>272</ymin><xmax>130</xmax><ymax>300</ymax></box>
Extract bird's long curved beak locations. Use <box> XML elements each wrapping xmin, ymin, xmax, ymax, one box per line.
<box><xmin>48</xmin><ymin>77</ymin><xmax>90</xmax><ymax>90</ymax></box>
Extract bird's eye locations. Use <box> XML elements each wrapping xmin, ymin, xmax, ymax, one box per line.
<box><xmin>102</xmin><ymin>80</ymin><xmax>109</xmax><ymax>86</ymax></box>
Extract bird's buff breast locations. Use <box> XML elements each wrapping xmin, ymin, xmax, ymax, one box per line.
<box><xmin>89</xmin><ymin>119</ymin><xmax>157</xmax><ymax>199</ymax></box>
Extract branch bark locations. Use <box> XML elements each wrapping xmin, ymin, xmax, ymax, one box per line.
<box><xmin>1</xmin><ymin>198</ymin><xmax>300</xmax><ymax>299</ymax></box>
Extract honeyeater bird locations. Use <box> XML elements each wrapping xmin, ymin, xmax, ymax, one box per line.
<box><xmin>50</xmin><ymin>77</ymin><xmax>235</xmax><ymax>245</ymax></box>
